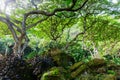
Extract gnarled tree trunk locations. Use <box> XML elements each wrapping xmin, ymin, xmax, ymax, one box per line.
<box><xmin>13</xmin><ymin>34</ymin><xmax>29</xmax><ymax>57</ymax></box>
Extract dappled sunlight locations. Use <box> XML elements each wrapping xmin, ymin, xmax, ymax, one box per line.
<box><xmin>0</xmin><ymin>0</ymin><xmax>5</xmax><ymax>12</ymax></box>
<box><xmin>108</xmin><ymin>0</ymin><xmax>118</xmax><ymax>4</ymax></box>
<box><xmin>0</xmin><ymin>0</ymin><xmax>26</xmax><ymax>15</ymax></box>
<box><xmin>0</xmin><ymin>0</ymin><xmax>13</xmax><ymax>14</ymax></box>
<box><xmin>112</xmin><ymin>0</ymin><xmax>118</xmax><ymax>4</ymax></box>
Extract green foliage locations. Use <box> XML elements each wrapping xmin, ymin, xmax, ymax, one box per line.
<box><xmin>0</xmin><ymin>36</ymin><xmax>13</xmax><ymax>55</ymax></box>
<box><xmin>26</xmin><ymin>51</ymin><xmax>38</xmax><ymax>59</ymax></box>
<box><xmin>104</xmin><ymin>54</ymin><xmax>120</xmax><ymax>65</ymax></box>
<box><xmin>0</xmin><ymin>22</ymin><xmax>11</xmax><ymax>37</ymax></box>
<box><xmin>0</xmin><ymin>0</ymin><xmax>120</xmax><ymax>63</ymax></box>
<box><xmin>68</xmin><ymin>42</ymin><xmax>92</xmax><ymax>62</ymax></box>
<box><xmin>113</xmin><ymin>57</ymin><xmax>120</xmax><ymax>65</ymax></box>
<box><xmin>1</xmin><ymin>0</ymin><xmax>120</xmax><ymax>80</ymax></box>
<box><xmin>107</xmin><ymin>70</ymin><xmax>116</xmax><ymax>75</ymax></box>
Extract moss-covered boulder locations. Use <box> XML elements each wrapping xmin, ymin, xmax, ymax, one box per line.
<box><xmin>116</xmin><ymin>69</ymin><xmax>120</xmax><ymax>78</ymax></box>
<box><xmin>52</xmin><ymin>50</ymin><xmax>74</xmax><ymax>67</ymax></box>
<box><xmin>70</xmin><ymin>61</ymin><xmax>84</xmax><ymax>71</ymax></box>
<box><xmin>87</xmin><ymin>58</ymin><xmax>106</xmax><ymax>68</ymax></box>
<box><xmin>45</xmin><ymin>48</ymin><xmax>74</xmax><ymax>67</ymax></box>
<box><xmin>70</xmin><ymin>58</ymin><xmax>106</xmax><ymax>78</ymax></box>
<box><xmin>41</xmin><ymin>67</ymin><xmax>67</xmax><ymax>80</ymax></box>
<box><xmin>103</xmin><ymin>74</ymin><xmax>116</xmax><ymax>80</ymax></box>
<box><xmin>77</xmin><ymin>74</ymin><xmax>116</xmax><ymax>80</ymax></box>
<box><xmin>106</xmin><ymin>61</ymin><xmax>120</xmax><ymax>79</ymax></box>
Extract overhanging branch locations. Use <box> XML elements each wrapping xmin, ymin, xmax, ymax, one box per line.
<box><xmin>26</xmin><ymin>17</ymin><xmax>49</xmax><ymax>29</ymax></box>
<box><xmin>64</xmin><ymin>15</ymin><xmax>96</xmax><ymax>50</ymax></box>
<box><xmin>64</xmin><ymin>31</ymin><xmax>85</xmax><ymax>50</ymax></box>
<box><xmin>22</xmin><ymin>0</ymin><xmax>89</xmax><ymax>29</ymax></box>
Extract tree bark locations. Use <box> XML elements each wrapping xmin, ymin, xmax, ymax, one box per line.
<box><xmin>12</xmin><ymin>33</ymin><xmax>29</xmax><ymax>57</ymax></box>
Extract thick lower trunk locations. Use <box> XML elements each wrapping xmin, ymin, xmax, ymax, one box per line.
<box><xmin>13</xmin><ymin>42</ymin><xmax>22</xmax><ymax>57</ymax></box>
<box><xmin>13</xmin><ymin>35</ymin><xmax>29</xmax><ymax>57</ymax></box>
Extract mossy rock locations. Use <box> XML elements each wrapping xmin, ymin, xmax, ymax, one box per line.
<box><xmin>51</xmin><ymin>51</ymin><xmax>74</xmax><ymax>67</ymax></box>
<box><xmin>71</xmin><ymin>64</ymin><xmax>87</xmax><ymax>78</ymax></box>
<box><xmin>87</xmin><ymin>58</ymin><xmax>106</xmax><ymax>68</ymax></box>
<box><xmin>58</xmin><ymin>53</ymin><xmax>74</xmax><ymax>67</ymax></box>
<box><xmin>41</xmin><ymin>67</ymin><xmax>67</xmax><ymax>80</ymax></box>
<box><xmin>44</xmin><ymin>48</ymin><xmax>74</xmax><ymax>67</ymax></box>
<box><xmin>70</xmin><ymin>58</ymin><xmax>106</xmax><ymax>78</ymax></box>
<box><xmin>103</xmin><ymin>74</ymin><xmax>116</xmax><ymax>80</ymax></box>
<box><xmin>78</xmin><ymin>74</ymin><xmax>102</xmax><ymax>80</ymax></box>
<box><xmin>107</xmin><ymin>62</ymin><xmax>119</xmax><ymax>70</ymax></box>
<box><xmin>70</xmin><ymin>61</ymin><xmax>84</xmax><ymax>71</ymax></box>
<box><xmin>77</xmin><ymin>74</ymin><xmax>116</xmax><ymax>80</ymax></box>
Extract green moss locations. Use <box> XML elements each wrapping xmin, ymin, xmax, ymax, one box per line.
<box><xmin>41</xmin><ymin>67</ymin><xmax>66</xmax><ymax>80</ymax></box>
<box><xmin>107</xmin><ymin>70</ymin><xmax>116</xmax><ymax>75</ymax></box>
<box><xmin>76</xmin><ymin>74</ymin><xmax>116</xmax><ymax>80</ymax></box>
<box><xmin>70</xmin><ymin>59</ymin><xmax>107</xmax><ymax>78</ymax></box>
<box><xmin>71</xmin><ymin>64</ymin><xmax>87</xmax><ymax>78</ymax></box>
<box><xmin>70</xmin><ymin>61</ymin><xmax>84</xmax><ymax>71</ymax></box>
<box><xmin>103</xmin><ymin>74</ymin><xmax>116</xmax><ymax>80</ymax></box>
<box><xmin>87</xmin><ymin>58</ymin><xmax>106</xmax><ymax>67</ymax></box>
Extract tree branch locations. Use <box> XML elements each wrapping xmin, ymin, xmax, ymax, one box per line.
<box><xmin>0</xmin><ymin>16</ymin><xmax>19</xmax><ymax>42</ymax></box>
<box><xmin>64</xmin><ymin>31</ymin><xmax>85</xmax><ymax>50</ymax></box>
<box><xmin>57</xmin><ymin>18</ymin><xmax>73</xmax><ymax>40</ymax></box>
<box><xmin>64</xmin><ymin>16</ymin><xmax>96</xmax><ymax>50</ymax></box>
<box><xmin>22</xmin><ymin>0</ymin><xmax>88</xmax><ymax>29</ymax></box>
<box><xmin>10</xmin><ymin>22</ymin><xmax>22</xmax><ymax>33</ymax></box>
<box><xmin>21</xmin><ymin>35</ymin><xmax>29</xmax><ymax>55</ymax></box>
<box><xmin>25</xmin><ymin>0</ymin><xmax>88</xmax><ymax>16</ymax></box>
<box><xmin>26</xmin><ymin>17</ymin><xmax>49</xmax><ymax>29</ymax></box>
<box><xmin>71</xmin><ymin>0</ymin><xmax>88</xmax><ymax>11</ymax></box>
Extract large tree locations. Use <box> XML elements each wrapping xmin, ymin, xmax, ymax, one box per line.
<box><xmin>0</xmin><ymin>0</ymin><xmax>89</xmax><ymax>57</ymax></box>
<box><xmin>0</xmin><ymin>0</ymin><xmax>120</xmax><ymax>57</ymax></box>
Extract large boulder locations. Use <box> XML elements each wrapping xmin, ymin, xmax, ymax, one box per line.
<box><xmin>44</xmin><ymin>48</ymin><xmax>75</xmax><ymax>67</ymax></box>
<box><xmin>103</xmin><ymin>74</ymin><xmax>116</xmax><ymax>80</ymax></box>
<box><xmin>77</xmin><ymin>74</ymin><xmax>116</xmax><ymax>80</ymax></box>
<box><xmin>70</xmin><ymin>58</ymin><xmax>106</xmax><ymax>78</ymax></box>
